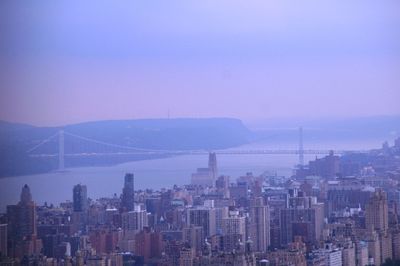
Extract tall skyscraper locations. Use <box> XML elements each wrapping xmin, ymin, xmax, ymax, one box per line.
<box><xmin>365</xmin><ymin>189</ymin><xmax>388</xmax><ymax>233</ymax></box>
<box><xmin>7</xmin><ymin>184</ymin><xmax>41</xmax><ymax>258</ymax></box>
<box><xmin>7</xmin><ymin>185</ymin><xmax>37</xmax><ymax>241</ymax></box>
<box><xmin>208</xmin><ymin>152</ymin><xmax>218</xmax><ymax>180</ymax></box>
<box><xmin>0</xmin><ymin>224</ymin><xmax>7</xmax><ymax>257</ymax></box>
<box><xmin>249</xmin><ymin>197</ymin><xmax>270</xmax><ymax>252</ymax></box>
<box><xmin>191</xmin><ymin>153</ymin><xmax>219</xmax><ymax>187</ymax></box>
<box><xmin>73</xmin><ymin>184</ymin><xmax>88</xmax><ymax>212</ymax></box>
<box><xmin>122</xmin><ymin>173</ymin><xmax>135</xmax><ymax>212</ymax></box>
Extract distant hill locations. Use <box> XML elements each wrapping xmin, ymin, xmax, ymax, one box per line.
<box><xmin>248</xmin><ymin>115</ymin><xmax>400</xmax><ymax>144</ymax></box>
<box><xmin>1</xmin><ymin>116</ymin><xmax>398</xmax><ymax>177</ymax></box>
<box><xmin>64</xmin><ymin>118</ymin><xmax>250</xmax><ymax>150</ymax></box>
<box><xmin>0</xmin><ymin>118</ymin><xmax>251</xmax><ymax>177</ymax></box>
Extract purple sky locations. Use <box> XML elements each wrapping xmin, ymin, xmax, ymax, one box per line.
<box><xmin>1</xmin><ymin>1</ymin><xmax>399</xmax><ymax>126</ymax></box>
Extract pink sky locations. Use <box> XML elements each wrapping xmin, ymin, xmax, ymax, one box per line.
<box><xmin>1</xmin><ymin>1</ymin><xmax>399</xmax><ymax>126</ymax></box>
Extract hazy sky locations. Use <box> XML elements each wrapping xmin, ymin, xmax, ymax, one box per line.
<box><xmin>1</xmin><ymin>1</ymin><xmax>399</xmax><ymax>126</ymax></box>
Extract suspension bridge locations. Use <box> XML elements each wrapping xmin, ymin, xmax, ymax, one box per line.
<box><xmin>26</xmin><ymin>128</ymin><xmax>366</xmax><ymax>171</ymax></box>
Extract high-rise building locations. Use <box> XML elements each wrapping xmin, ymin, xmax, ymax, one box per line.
<box><xmin>321</xmin><ymin>244</ymin><xmax>343</xmax><ymax>266</ymax></box>
<box><xmin>73</xmin><ymin>184</ymin><xmax>88</xmax><ymax>212</ymax></box>
<box><xmin>280</xmin><ymin>195</ymin><xmax>324</xmax><ymax>247</ymax></box>
<box><xmin>365</xmin><ymin>189</ymin><xmax>388</xmax><ymax>233</ymax></box>
<box><xmin>0</xmin><ymin>224</ymin><xmax>7</xmax><ymax>257</ymax></box>
<box><xmin>392</xmin><ymin>231</ymin><xmax>400</xmax><ymax>260</ymax></box>
<box><xmin>214</xmin><ymin>206</ymin><xmax>229</xmax><ymax>235</ymax></box>
<box><xmin>183</xmin><ymin>226</ymin><xmax>204</xmax><ymax>256</ymax></box>
<box><xmin>355</xmin><ymin>241</ymin><xmax>369</xmax><ymax>266</ymax></box>
<box><xmin>249</xmin><ymin>197</ymin><xmax>270</xmax><ymax>252</ymax></box>
<box><xmin>7</xmin><ymin>184</ymin><xmax>41</xmax><ymax>258</ymax></box>
<box><xmin>191</xmin><ymin>168</ymin><xmax>214</xmax><ymax>187</ymax></box>
<box><xmin>366</xmin><ymin>231</ymin><xmax>381</xmax><ymax>265</ymax></box>
<box><xmin>72</xmin><ymin>184</ymin><xmax>88</xmax><ymax>233</ymax></box>
<box><xmin>186</xmin><ymin>207</ymin><xmax>216</xmax><ymax>237</ymax></box>
<box><xmin>122</xmin><ymin>173</ymin><xmax>135</xmax><ymax>212</ymax></box>
<box><xmin>394</xmin><ymin>137</ymin><xmax>400</xmax><ymax>149</ymax></box>
<box><xmin>380</xmin><ymin>233</ymin><xmax>393</xmax><ymax>265</ymax></box>
<box><xmin>222</xmin><ymin>210</ymin><xmax>246</xmax><ymax>237</ymax></box>
<box><xmin>308</xmin><ymin>151</ymin><xmax>340</xmax><ymax>179</ymax></box>
<box><xmin>179</xmin><ymin>247</ymin><xmax>195</xmax><ymax>266</ymax></box>
<box><xmin>191</xmin><ymin>153</ymin><xmax>218</xmax><ymax>187</ymax></box>
<box><xmin>208</xmin><ymin>152</ymin><xmax>218</xmax><ymax>180</ymax></box>
<box><xmin>216</xmin><ymin>175</ymin><xmax>230</xmax><ymax>198</ymax></box>
<box><xmin>326</xmin><ymin>189</ymin><xmax>372</xmax><ymax>216</ymax></box>
<box><xmin>341</xmin><ymin>241</ymin><xmax>356</xmax><ymax>266</ymax></box>
<box><xmin>221</xmin><ymin>210</ymin><xmax>246</xmax><ymax>252</ymax></box>
<box><xmin>134</xmin><ymin>227</ymin><xmax>163</xmax><ymax>262</ymax></box>
<box><xmin>229</xmin><ymin>182</ymin><xmax>248</xmax><ymax>201</ymax></box>
<box><xmin>122</xmin><ymin>207</ymin><xmax>148</xmax><ymax>232</ymax></box>
<box><xmin>7</xmin><ymin>185</ymin><xmax>37</xmax><ymax>241</ymax></box>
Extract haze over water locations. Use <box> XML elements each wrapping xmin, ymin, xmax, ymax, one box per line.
<box><xmin>0</xmin><ymin>138</ymin><xmax>383</xmax><ymax>212</ymax></box>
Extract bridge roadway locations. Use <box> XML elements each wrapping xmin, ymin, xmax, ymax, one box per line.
<box><xmin>28</xmin><ymin>149</ymin><xmax>368</xmax><ymax>158</ymax></box>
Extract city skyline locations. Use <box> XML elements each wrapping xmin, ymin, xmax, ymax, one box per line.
<box><xmin>2</xmin><ymin>139</ymin><xmax>400</xmax><ymax>265</ymax></box>
<box><xmin>1</xmin><ymin>1</ymin><xmax>400</xmax><ymax>265</ymax></box>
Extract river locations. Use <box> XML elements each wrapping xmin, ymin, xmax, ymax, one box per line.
<box><xmin>0</xmin><ymin>138</ymin><xmax>384</xmax><ymax>212</ymax></box>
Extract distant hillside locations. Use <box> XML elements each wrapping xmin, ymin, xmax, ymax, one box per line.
<box><xmin>1</xmin><ymin>116</ymin><xmax>398</xmax><ymax>177</ymax></box>
<box><xmin>249</xmin><ymin>115</ymin><xmax>400</xmax><ymax>144</ymax></box>
<box><xmin>0</xmin><ymin>118</ymin><xmax>251</xmax><ymax>177</ymax></box>
<box><xmin>64</xmin><ymin>118</ymin><xmax>250</xmax><ymax>150</ymax></box>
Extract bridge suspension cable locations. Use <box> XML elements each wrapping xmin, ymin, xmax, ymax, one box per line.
<box><xmin>26</xmin><ymin>129</ymin><xmax>369</xmax><ymax>172</ymax></box>
<box><xmin>26</xmin><ymin>131</ymin><xmax>60</xmax><ymax>153</ymax></box>
<box><xmin>63</xmin><ymin>131</ymin><xmax>195</xmax><ymax>153</ymax></box>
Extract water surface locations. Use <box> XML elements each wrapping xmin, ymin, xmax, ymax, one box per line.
<box><xmin>0</xmin><ymin>139</ymin><xmax>382</xmax><ymax>211</ymax></box>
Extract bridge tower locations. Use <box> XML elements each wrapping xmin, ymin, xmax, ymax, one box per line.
<box><xmin>58</xmin><ymin>130</ymin><xmax>65</xmax><ymax>170</ymax></box>
<box><xmin>298</xmin><ymin>126</ymin><xmax>304</xmax><ymax>167</ymax></box>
